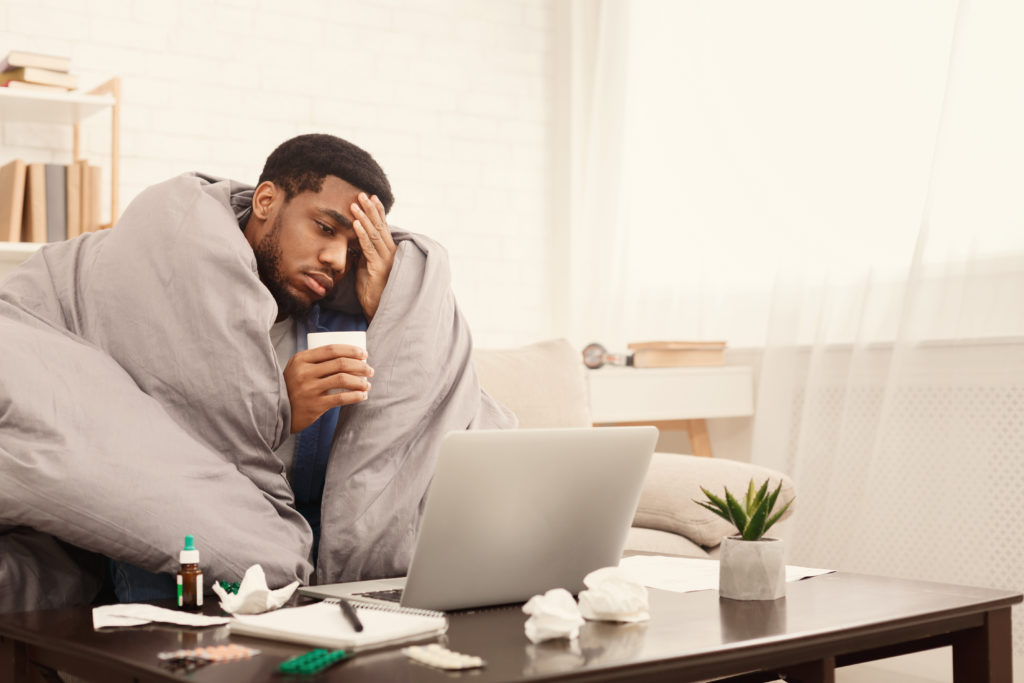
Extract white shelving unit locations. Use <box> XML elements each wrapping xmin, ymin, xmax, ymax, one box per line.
<box><xmin>0</xmin><ymin>87</ymin><xmax>116</xmax><ymax>125</ymax></box>
<box><xmin>0</xmin><ymin>77</ymin><xmax>120</xmax><ymax>266</ymax></box>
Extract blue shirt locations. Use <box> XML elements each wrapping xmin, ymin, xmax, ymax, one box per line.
<box><xmin>292</xmin><ymin>305</ymin><xmax>367</xmax><ymax>565</ymax></box>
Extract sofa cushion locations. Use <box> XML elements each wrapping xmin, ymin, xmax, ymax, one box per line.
<box><xmin>473</xmin><ymin>339</ymin><xmax>592</xmax><ymax>428</ymax></box>
<box><xmin>633</xmin><ymin>453</ymin><xmax>796</xmax><ymax>548</ymax></box>
<box><xmin>624</xmin><ymin>527</ymin><xmax>710</xmax><ymax>559</ymax></box>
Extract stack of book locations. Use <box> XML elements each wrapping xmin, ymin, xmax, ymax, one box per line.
<box><xmin>1</xmin><ymin>159</ymin><xmax>103</xmax><ymax>242</ymax></box>
<box><xmin>0</xmin><ymin>50</ymin><xmax>77</xmax><ymax>93</ymax></box>
<box><xmin>627</xmin><ymin>340</ymin><xmax>727</xmax><ymax>368</ymax></box>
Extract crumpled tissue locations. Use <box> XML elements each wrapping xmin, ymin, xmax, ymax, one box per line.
<box><xmin>211</xmin><ymin>564</ymin><xmax>299</xmax><ymax>615</ymax></box>
<box><xmin>577</xmin><ymin>566</ymin><xmax>650</xmax><ymax>623</ymax></box>
<box><xmin>522</xmin><ymin>588</ymin><xmax>585</xmax><ymax>643</ymax></box>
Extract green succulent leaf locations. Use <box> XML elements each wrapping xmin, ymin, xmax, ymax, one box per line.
<box><xmin>694</xmin><ymin>500</ymin><xmax>734</xmax><ymax>525</ymax></box>
<box><xmin>743</xmin><ymin>493</ymin><xmax>771</xmax><ymax>540</ymax></box>
<box><xmin>763</xmin><ymin>482</ymin><xmax>782</xmax><ymax>518</ymax></box>
<box><xmin>752</xmin><ymin>479</ymin><xmax>770</xmax><ymax>511</ymax></box>
<box><xmin>724</xmin><ymin>488</ymin><xmax>748</xmax><ymax>534</ymax></box>
<box><xmin>699</xmin><ymin>487</ymin><xmax>731</xmax><ymax>517</ymax></box>
<box><xmin>744</xmin><ymin>479</ymin><xmax>756</xmax><ymax>511</ymax></box>
<box><xmin>763</xmin><ymin>497</ymin><xmax>794</xmax><ymax>535</ymax></box>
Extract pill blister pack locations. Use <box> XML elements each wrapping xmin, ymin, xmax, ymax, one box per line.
<box><xmin>157</xmin><ymin>644</ymin><xmax>260</xmax><ymax>673</ymax></box>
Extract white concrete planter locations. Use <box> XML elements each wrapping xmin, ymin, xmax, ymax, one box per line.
<box><xmin>718</xmin><ymin>536</ymin><xmax>786</xmax><ymax>601</ymax></box>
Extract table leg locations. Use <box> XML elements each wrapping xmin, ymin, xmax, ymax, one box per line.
<box><xmin>685</xmin><ymin>419</ymin><xmax>712</xmax><ymax>457</ymax></box>
<box><xmin>0</xmin><ymin>636</ymin><xmax>32</xmax><ymax>682</ymax></box>
<box><xmin>953</xmin><ymin>607</ymin><xmax>1012</xmax><ymax>683</ymax></box>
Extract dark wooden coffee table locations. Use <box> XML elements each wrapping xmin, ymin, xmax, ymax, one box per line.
<box><xmin>0</xmin><ymin>570</ymin><xmax>1019</xmax><ymax>682</ymax></box>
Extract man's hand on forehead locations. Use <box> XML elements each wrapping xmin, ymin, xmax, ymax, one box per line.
<box><xmin>352</xmin><ymin>192</ymin><xmax>396</xmax><ymax>321</ymax></box>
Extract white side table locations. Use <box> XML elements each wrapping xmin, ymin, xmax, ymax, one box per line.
<box><xmin>586</xmin><ymin>366</ymin><xmax>754</xmax><ymax>457</ymax></box>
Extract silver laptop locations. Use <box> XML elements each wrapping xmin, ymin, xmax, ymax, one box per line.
<box><xmin>299</xmin><ymin>426</ymin><xmax>658</xmax><ymax>612</ymax></box>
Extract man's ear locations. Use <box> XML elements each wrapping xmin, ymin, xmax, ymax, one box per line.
<box><xmin>252</xmin><ymin>181</ymin><xmax>278</xmax><ymax>220</ymax></box>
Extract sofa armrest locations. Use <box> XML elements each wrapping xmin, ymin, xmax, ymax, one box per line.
<box><xmin>633</xmin><ymin>453</ymin><xmax>796</xmax><ymax>549</ymax></box>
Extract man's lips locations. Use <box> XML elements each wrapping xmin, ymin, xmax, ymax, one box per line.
<box><xmin>303</xmin><ymin>272</ymin><xmax>334</xmax><ymax>298</ymax></box>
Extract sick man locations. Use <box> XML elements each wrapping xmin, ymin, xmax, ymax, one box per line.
<box><xmin>0</xmin><ymin>133</ymin><xmax>514</xmax><ymax>611</ymax></box>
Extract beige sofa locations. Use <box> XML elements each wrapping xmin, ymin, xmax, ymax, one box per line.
<box><xmin>473</xmin><ymin>339</ymin><xmax>795</xmax><ymax>559</ymax></box>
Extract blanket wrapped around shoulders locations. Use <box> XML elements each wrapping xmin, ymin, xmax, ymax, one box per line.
<box><xmin>0</xmin><ymin>173</ymin><xmax>514</xmax><ymax>611</ymax></box>
<box><xmin>314</xmin><ymin>222</ymin><xmax>517</xmax><ymax>583</ymax></box>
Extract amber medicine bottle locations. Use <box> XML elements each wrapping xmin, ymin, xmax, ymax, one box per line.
<box><xmin>176</xmin><ymin>535</ymin><xmax>203</xmax><ymax>610</ymax></box>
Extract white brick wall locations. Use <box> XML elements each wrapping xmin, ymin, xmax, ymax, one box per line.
<box><xmin>0</xmin><ymin>0</ymin><xmax>562</xmax><ymax>347</ymax></box>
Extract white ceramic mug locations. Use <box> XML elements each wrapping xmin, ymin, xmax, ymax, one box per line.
<box><xmin>306</xmin><ymin>331</ymin><xmax>367</xmax><ymax>394</ymax></box>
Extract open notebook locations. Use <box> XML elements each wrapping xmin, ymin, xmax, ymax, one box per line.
<box><xmin>229</xmin><ymin>599</ymin><xmax>446</xmax><ymax>651</ymax></box>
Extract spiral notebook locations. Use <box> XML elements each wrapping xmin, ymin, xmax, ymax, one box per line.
<box><xmin>229</xmin><ymin>599</ymin><xmax>446</xmax><ymax>651</ymax></box>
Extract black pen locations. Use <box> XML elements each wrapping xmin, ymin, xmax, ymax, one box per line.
<box><xmin>338</xmin><ymin>599</ymin><xmax>364</xmax><ymax>632</ymax></box>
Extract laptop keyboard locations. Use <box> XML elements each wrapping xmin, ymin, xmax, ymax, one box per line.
<box><xmin>354</xmin><ymin>588</ymin><xmax>404</xmax><ymax>603</ymax></box>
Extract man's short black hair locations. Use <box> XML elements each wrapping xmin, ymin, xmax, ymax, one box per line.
<box><xmin>258</xmin><ymin>133</ymin><xmax>394</xmax><ymax>213</ymax></box>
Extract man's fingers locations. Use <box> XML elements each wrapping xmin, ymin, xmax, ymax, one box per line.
<box><xmin>330</xmin><ymin>390</ymin><xmax>369</xmax><ymax>407</ymax></box>
<box><xmin>370</xmin><ymin>195</ymin><xmax>396</xmax><ymax>251</ymax></box>
<box><xmin>300</xmin><ymin>343</ymin><xmax>367</xmax><ymax>363</ymax></box>
<box><xmin>321</xmin><ymin>357</ymin><xmax>373</xmax><ymax>379</ymax></box>
<box><xmin>353</xmin><ymin>193</ymin><xmax>394</xmax><ymax>255</ymax></box>
<box><xmin>318</xmin><ymin>373</ymin><xmax>371</xmax><ymax>394</ymax></box>
<box><xmin>357</xmin><ymin>191</ymin><xmax>384</xmax><ymax>228</ymax></box>
<box><xmin>353</xmin><ymin>216</ymin><xmax>378</xmax><ymax>259</ymax></box>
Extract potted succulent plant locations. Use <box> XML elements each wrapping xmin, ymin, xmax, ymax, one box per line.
<box><xmin>696</xmin><ymin>479</ymin><xmax>794</xmax><ymax>600</ymax></box>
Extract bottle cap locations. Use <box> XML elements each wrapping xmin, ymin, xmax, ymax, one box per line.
<box><xmin>180</xmin><ymin>534</ymin><xmax>199</xmax><ymax>564</ymax></box>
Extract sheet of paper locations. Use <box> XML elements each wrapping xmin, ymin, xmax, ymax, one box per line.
<box><xmin>619</xmin><ymin>555</ymin><xmax>834</xmax><ymax>594</ymax></box>
<box><xmin>93</xmin><ymin>603</ymin><xmax>230</xmax><ymax>630</ymax></box>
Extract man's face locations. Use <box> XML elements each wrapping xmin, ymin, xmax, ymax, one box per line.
<box><xmin>250</xmin><ymin>176</ymin><xmax>363</xmax><ymax>320</ymax></box>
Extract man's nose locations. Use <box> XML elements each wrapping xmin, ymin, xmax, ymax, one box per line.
<box><xmin>320</xmin><ymin>238</ymin><xmax>348</xmax><ymax>274</ymax></box>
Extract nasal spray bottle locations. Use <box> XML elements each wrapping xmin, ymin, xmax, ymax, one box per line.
<box><xmin>176</xmin><ymin>535</ymin><xmax>203</xmax><ymax>610</ymax></box>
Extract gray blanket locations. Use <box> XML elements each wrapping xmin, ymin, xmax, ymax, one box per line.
<box><xmin>0</xmin><ymin>173</ymin><xmax>514</xmax><ymax>610</ymax></box>
<box><xmin>317</xmin><ymin>221</ymin><xmax>517</xmax><ymax>582</ymax></box>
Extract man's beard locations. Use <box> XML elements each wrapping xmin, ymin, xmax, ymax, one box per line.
<box><xmin>253</xmin><ymin>215</ymin><xmax>312</xmax><ymax>321</ymax></box>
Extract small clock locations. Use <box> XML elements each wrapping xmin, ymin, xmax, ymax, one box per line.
<box><xmin>582</xmin><ymin>343</ymin><xmax>633</xmax><ymax>369</ymax></box>
<box><xmin>582</xmin><ymin>342</ymin><xmax>607</xmax><ymax>369</ymax></box>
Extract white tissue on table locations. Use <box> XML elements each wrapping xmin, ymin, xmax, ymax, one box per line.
<box><xmin>93</xmin><ymin>604</ymin><xmax>229</xmax><ymax>629</ymax></box>
<box><xmin>211</xmin><ymin>564</ymin><xmax>299</xmax><ymax>615</ymax></box>
<box><xmin>522</xmin><ymin>588</ymin><xmax>585</xmax><ymax>643</ymax></box>
<box><xmin>577</xmin><ymin>566</ymin><xmax>650</xmax><ymax>623</ymax></box>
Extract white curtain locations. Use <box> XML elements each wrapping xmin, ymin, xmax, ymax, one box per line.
<box><xmin>569</xmin><ymin>0</ymin><xmax>1024</xmax><ymax>654</ymax></box>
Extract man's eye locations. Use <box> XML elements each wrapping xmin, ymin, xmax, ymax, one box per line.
<box><xmin>317</xmin><ymin>222</ymin><xmax>335</xmax><ymax>236</ymax></box>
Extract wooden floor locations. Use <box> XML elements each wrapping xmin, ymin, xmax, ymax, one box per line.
<box><xmin>835</xmin><ymin>648</ymin><xmax>1024</xmax><ymax>683</ymax></box>
<box><xmin>761</xmin><ymin>649</ymin><xmax>1024</xmax><ymax>683</ymax></box>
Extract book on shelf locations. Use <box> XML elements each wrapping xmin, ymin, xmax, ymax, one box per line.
<box><xmin>0</xmin><ymin>159</ymin><xmax>26</xmax><ymax>242</ymax></box>
<box><xmin>229</xmin><ymin>599</ymin><xmax>447</xmax><ymax>652</ymax></box>
<box><xmin>6</xmin><ymin>161</ymin><xmax>101</xmax><ymax>243</ymax></box>
<box><xmin>627</xmin><ymin>340</ymin><xmax>727</xmax><ymax>368</ymax></box>
<box><xmin>0</xmin><ymin>50</ymin><xmax>71</xmax><ymax>73</ymax></box>
<box><xmin>0</xmin><ymin>66</ymin><xmax>77</xmax><ymax>90</ymax></box>
<box><xmin>44</xmin><ymin>164</ymin><xmax>67</xmax><ymax>242</ymax></box>
<box><xmin>1</xmin><ymin>80</ymin><xmax>69</xmax><ymax>94</ymax></box>
<box><xmin>22</xmin><ymin>163</ymin><xmax>47</xmax><ymax>243</ymax></box>
<box><xmin>66</xmin><ymin>162</ymin><xmax>82</xmax><ymax>239</ymax></box>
